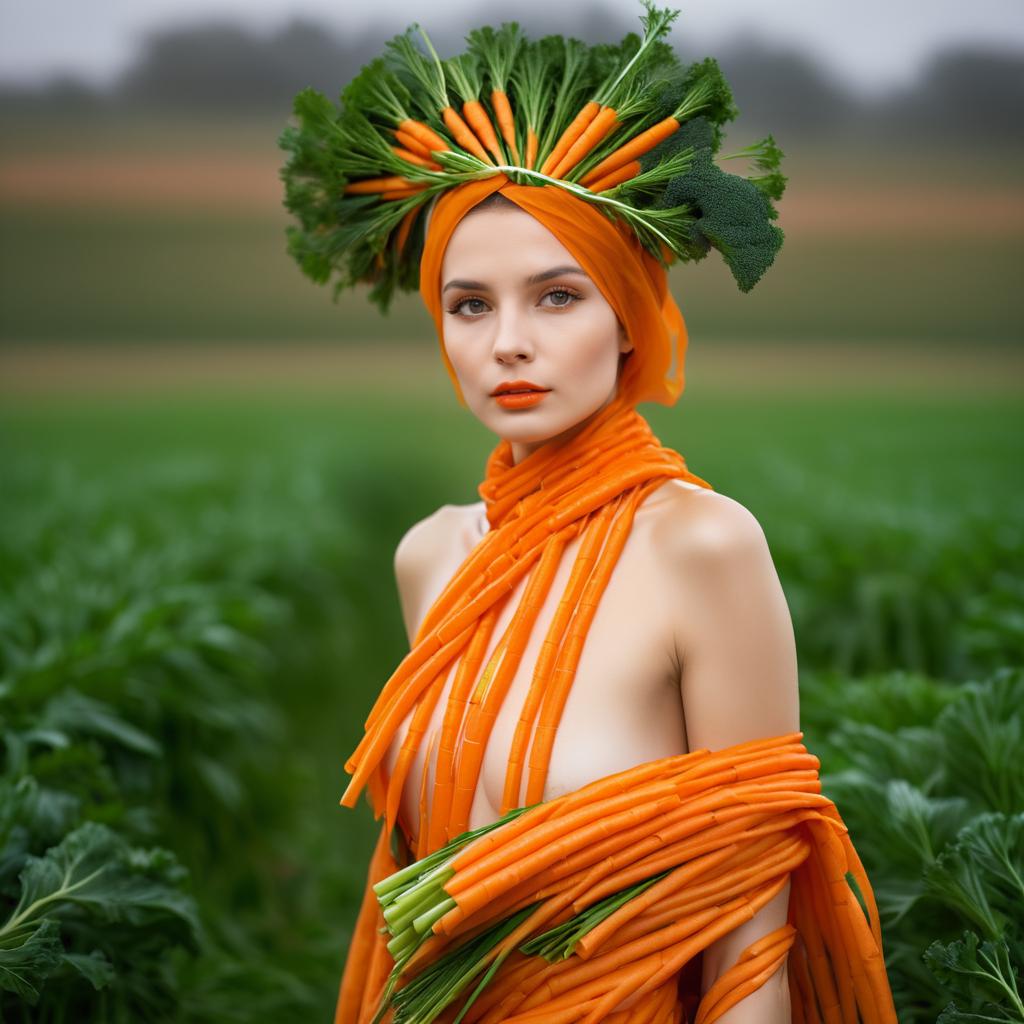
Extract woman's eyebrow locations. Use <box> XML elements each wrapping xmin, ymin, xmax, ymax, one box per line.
<box><xmin>443</xmin><ymin>265</ymin><xmax>589</xmax><ymax>293</ymax></box>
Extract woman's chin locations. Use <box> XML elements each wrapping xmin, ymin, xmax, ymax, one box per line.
<box><xmin>491</xmin><ymin>415</ymin><xmax>592</xmax><ymax>448</ymax></box>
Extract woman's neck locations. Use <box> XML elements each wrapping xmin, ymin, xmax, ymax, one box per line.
<box><xmin>509</xmin><ymin>388</ymin><xmax>620</xmax><ymax>466</ymax></box>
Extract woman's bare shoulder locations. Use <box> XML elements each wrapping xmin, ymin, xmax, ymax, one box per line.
<box><xmin>643</xmin><ymin>479</ymin><xmax>769</xmax><ymax>563</ymax></box>
<box><xmin>394</xmin><ymin>500</ymin><xmax>487</xmax><ymax>577</ymax></box>
<box><xmin>393</xmin><ymin>502</ymin><xmax>487</xmax><ymax>643</ymax></box>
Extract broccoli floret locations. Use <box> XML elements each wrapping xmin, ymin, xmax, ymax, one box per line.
<box><xmin>659</xmin><ymin>146</ymin><xmax>784</xmax><ymax>292</ymax></box>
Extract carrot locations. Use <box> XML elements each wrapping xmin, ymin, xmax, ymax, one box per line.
<box><xmin>508</xmin><ymin>958</ymin><xmax>655</xmax><ymax>1020</ymax></box>
<box><xmin>485</xmin><ymin>737</ymin><xmax>808</xmax><ymax>873</ymax></box>
<box><xmin>397</xmin><ymin>117</ymin><xmax>448</xmax><ymax>153</ymax></box>
<box><xmin>696</xmin><ymin>930</ymin><xmax>794</xmax><ymax>1023</ymax></box>
<box><xmin>452</xmin><ymin>772</ymin><xmax>690</xmax><ymax>894</ymax></box>
<box><xmin>539</xmin><ymin>100</ymin><xmax>601</xmax><ymax>175</ymax></box>
<box><xmin>428</xmin><ymin>614</ymin><xmax>498</xmax><ymax>852</ymax></box>
<box><xmin>414</xmin><ymin>729</ymin><xmax>439</xmax><ymax>860</ymax></box>
<box><xmin>442</xmin><ymin>793</ymin><xmax>684</xmax><ymax>921</ymax></box>
<box><xmin>446</xmin><ymin>538</ymin><xmax>565</xmax><ymax>838</ymax></box>
<box><xmin>790</xmin><ymin>869</ymin><xmax>843</xmax><ymax>1024</ymax></box>
<box><xmin>588</xmin><ymin>159</ymin><xmax>642</xmax><ymax>194</ymax></box>
<box><xmin>579</xmin><ymin>115</ymin><xmax>682</xmax><ymax>185</ymax></box>
<box><xmin>524</xmin><ymin>128</ymin><xmax>539</xmax><ymax>171</ymax></box>
<box><xmin>392</xmin><ymin>128</ymin><xmax>433</xmax><ymax>158</ymax></box>
<box><xmin>391</xmin><ymin>146</ymin><xmax>443</xmax><ymax>171</ymax></box>
<box><xmin>512</xmin><ymin>886</ymin><xmax>772</xmax><ymax>1024</ymax></box>
<box><xmin>586</xmin><ymin>832</ymin><xmax>803</xmax><ymax>937</ymax></box>
<box><xmin>525</xmin><ymin>486</ymin><xmax>658</xmax><ymax>803</ymax></box>
<box><xmin>549</xmin><ymin>106</ymin><xmax>620</xmax><ymax>180</ymax></box>
<box><xmin>343</xmin><ymin>401</ymin><xmax>716</xmax><ymax>823</ymax></box>
<box><xmin>500</xmin><ymin>511</ymin><xmax>617</xmax><ymax>812</ymax></box>
<box><xmin>573</xmin><ymin>842</ymin><xmax>745</xmax><ymax>958</ymax></box>
<box><xmin>342</xmin><ymin>622</ymin><xmax>478</xmax><ymax>819</ymax></box>
<box><xmin>577</xmin><ymin>876</ymin><xmax>790</xmax><ymax>1024</ymax></box>
<box><xmin>539</xmin><ymin>806</ymin><xmax>815</xmax><ymax>917</ymax></box>
<box><xmin>393</xmin><ymin>207</ymin><xmax>417</xmax><ymax>257</ymax></box>
<box><xmin>462</xmin><ymin>99</ymin><xmax>504</xmax><ymax>163</ymax></box>
<box><xmin>387</xmin><ymin>673</ymin><xmax>450</xmax><ymax>844</ymax></box>
<box><xmin>789</xmin><ymin>939</ymin><xmax>817</xmax><ymax>1024</ymax></box>
<box><xmin>344</xmin><ymin>175</ymin><xmax>419</xmax><ymax>195</ymax></box>
<box><xmin>804</xmin><ymin>848</ymin><xmax>857</xmax><ymax>1022</ymax></box>
<box><xmin>490</xmin><ymin>88</ymin><xmax>520</xmax><ymax>163</ymax></box>
<box><xmin>812</xmin><ymin>825</ymin><xmax>892</xmax><ymax>1022</ymax></box>
<box><xmin>442</xmin><ymin>106</ymin><xmax>491</xmax><ymax>163</ymax></box>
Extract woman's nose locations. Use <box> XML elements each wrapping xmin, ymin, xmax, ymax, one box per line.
<box><xmin>491</xmin><ymin>305</ymin><xmax>534</xmax><ymax>363</ymax></box>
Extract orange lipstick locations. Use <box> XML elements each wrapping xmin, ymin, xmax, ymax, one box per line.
<box><xmin>491</xmin><ymin>378</ymin><xmax>551</xmax><ymax>410</ymax></box>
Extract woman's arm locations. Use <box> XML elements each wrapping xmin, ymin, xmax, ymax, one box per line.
<box><xmin>661</xmin><ymin>490</ymin><xmax>801</xmax><ymax>1023</ymax></box>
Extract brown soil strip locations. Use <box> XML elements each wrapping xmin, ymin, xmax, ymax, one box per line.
<box><xmin>2</xmin><ymin>155</ymin><xmax>1023</xmax><ymax>234</ymax></box>
<box><xmin>1</xmin><ymin>342</ymin><xmax>1020</xmax><ymax>399</ymax></box>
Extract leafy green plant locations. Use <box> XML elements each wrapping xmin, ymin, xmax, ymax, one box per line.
<box><xmin>804</xmin><ymin>667</ymin><xmax>1024</xmax><ymax>1022</ymax></box>
<box><xmin>0</xmin><ymin>821</ymin><xmax>200</xmax><ymax>1011</ymax></box>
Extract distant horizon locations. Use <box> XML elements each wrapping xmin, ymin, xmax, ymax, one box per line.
<box><xmin>3</xmin><ymin>0</ymin><xmax>1024</xmax><ymax>99</ymax></box>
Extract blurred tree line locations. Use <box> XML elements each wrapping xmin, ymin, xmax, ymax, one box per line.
<box><xmin>1</xmin><ymin>7</ymin><xmax>1021</xmax><ymax>143</ymax></box>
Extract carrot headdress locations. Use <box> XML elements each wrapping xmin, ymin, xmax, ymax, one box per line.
<box><xmin>278</xmin><ymin>1</ymin><xmax>787</xmax><ymax>319</ymax></box>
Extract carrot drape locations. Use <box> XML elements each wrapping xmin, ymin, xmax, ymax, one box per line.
<box><xmin>335</xmin><ymin>734</ymin><xmax>900</xmax><ymax>1024</ymax></box>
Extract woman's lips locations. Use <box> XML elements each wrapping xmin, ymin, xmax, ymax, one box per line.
<box><xmin>493</xmin><ymin>388</ymin><xmax>551</xmax><ymax>410</ymax></box>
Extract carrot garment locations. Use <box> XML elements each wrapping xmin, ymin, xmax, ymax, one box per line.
<box><xmin>329</xmin><ymin>177</ymin><xmax>887</xmax><ymax>1022</ymax></box>
<box><xmin>336</xmin><ymin>734</ymin><xmax>899</xmax><ymax>1024</ymax></box>
<box><xmin>338</xmin><ymin>391</ymin><xmax>712</xmax><ymax>845</ymax></box>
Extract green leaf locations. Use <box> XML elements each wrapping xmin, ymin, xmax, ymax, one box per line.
<box><xmin>936</xmin><ymin>668</ymin><xmax>1024</xmax><ymax>814</ymax></box>
<box><xmin>62</xmin><ymin>948</ymin><xmax>115</xmax><ymax>990</ymax></box>
<box><xmin>924</xmin><ymin>814</ymin><xmax>1024</xmax><ymax>939</ymax></box>
<box><xmin>924</xmin><ymin>825</ymin><xmax>1012</xmax><ymax>940</ymax></box>
<box><xmin>36</xmin><ymin>689</ymin><xmax>161</xmax><ymax>758</ymax></box>
<box><xmin>924</xmin><ymin>930</ymin><xmax>1024</xmax><ymax>1021</ymax></box>
<box><xmin>0</xmin><ymin>917</ymin><xmax>63</xmax><ymax>1003</ymax></box>
<box><xmin>3</xmin><ymin>821</ymin><xmax>200</xmax><ymax>946</ymax></box>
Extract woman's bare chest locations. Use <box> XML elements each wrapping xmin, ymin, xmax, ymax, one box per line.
<box><xmin>383</xmin><ymin>486</ymin><xmax>693</xmax><ymax>849</ymax></box>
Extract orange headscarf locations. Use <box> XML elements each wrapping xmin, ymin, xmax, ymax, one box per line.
<box><xmin>418</xmin><ymin>174</ymin><xmax>688</xmax><ymax>409</ymax></box>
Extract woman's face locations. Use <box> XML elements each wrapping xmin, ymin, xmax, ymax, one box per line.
<box><xmin>440</xmin><ymin>202</ymin><xmax>633</xmax><ymax>462</ymax></box>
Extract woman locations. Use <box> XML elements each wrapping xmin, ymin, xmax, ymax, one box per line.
<box><xmin>279</xmin><ymin>6</ymin><xmax>898</xmax><ymax>1022</ymax></box>
<box><xmin>393</xmin><ymin>186</ymin><xmax>799</xmax><ymax>1016</ymax></box>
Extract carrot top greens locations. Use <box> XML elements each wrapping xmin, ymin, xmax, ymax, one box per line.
<box><xmin>279</xmin><ymin>0</ymin><xmax>786</xmax><ymax>311</ymax></box>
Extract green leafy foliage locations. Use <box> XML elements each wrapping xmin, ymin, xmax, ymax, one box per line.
<box><xmin>0</xmin><ymin>448</ymin><xmax>380</xmax><ymax>1021</ymax></box>
<box><xmin>0</xmin><ymin>822</ymin><xmax>200</xmax><ymax>1007</ymax></box>
<box><xmin>803</xmin><ymin>668</ymin><xmax>1024</xmax><ymax>1022</ymax></box>
<box><xmin>925</xmin><ymin>931</ymin><xmax>1024</xmax><ymax>1022</ymax></box>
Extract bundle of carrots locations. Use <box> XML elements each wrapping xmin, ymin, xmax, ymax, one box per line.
<box><xmin>278</xmin><ymin>1</ymin><xmax>786</xmax><ymax>314</ymax></box>
<box><xmin>363</xmin><ymin>732</ymin><xmax>898</xmax><ymax>1024</ymax></box>
<box><xmin>338</xmin><ymin>395</ymin><xmax>712</xmax><ymax>857</ymax></box>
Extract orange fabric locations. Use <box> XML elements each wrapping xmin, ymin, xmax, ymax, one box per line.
<box><xmin>334</xmin><ymin>735</ymin><xmax>900</xmax><ymax>1023</ymax></box>
<box><xmin>418</xmin><ymin>174</ymin><xmax>688</xmax><ymax>410</ymax></box>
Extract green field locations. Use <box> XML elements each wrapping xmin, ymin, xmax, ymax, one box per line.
<box><xmin>1</xmin><ymin>110</ymin><xmax>1022</xmax><ymax>1021</ymax></box>
<box><xmin>2</xmin><ymin>387</ymin><xmax>1022</xmax><ymax>1021</ymax></box>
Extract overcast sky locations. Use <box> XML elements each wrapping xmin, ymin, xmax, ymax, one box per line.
<box><xmin>3</xmin><ymin>0</ymin><xmax>1023</xmax><ymax>96</ymax></box>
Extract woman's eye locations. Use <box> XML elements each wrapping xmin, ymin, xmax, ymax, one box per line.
<box><xmin>449</xmin><ymin>289</ymin><xmax>579</xmax><ymax>317</ymax></box>
<box><xmin>451</xmin><ymin>297</ymin><xmax>487</xmax><ymax>316</ymax></box>
<box><xmin>543</xmin><ymin>289</ymin><xmax>579</xmax><ymax>308</ymax></box>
